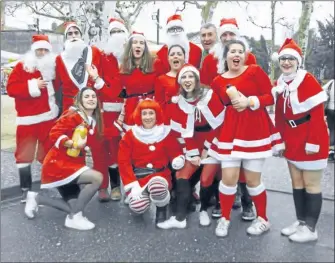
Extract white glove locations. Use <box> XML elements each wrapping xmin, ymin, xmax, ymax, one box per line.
<box><xmin>172</xmin><ymin>155</ymin><xmax>185</xmax><ymax>170</ymax></box>
<box><xmin>130</xmin><ymin>182</ymin><xmax>143</xmax><ymax>201</ymax></box>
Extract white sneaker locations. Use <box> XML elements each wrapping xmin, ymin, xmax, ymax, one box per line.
<box><xmin>247</xmin><ymin>216</ymin><xmax>270</xmax><ymax>235</ymax></box>
<box><xmin>288</xmin><ymin>225</ymin><xmax>318</xmax><ymax>243</ymax></box>
<box><xmin>24</xmin><ymin>191</ymin><xmax>38</xmax><ymax>219</ymax></box>
<box><xmin>199</xmin><ymin>210</ymin><xmax>211</xmax><ymax>226</ymax></box>
<box><xmin>281</xmin><ymin>221</ymin><xmax>301</xmax><ymax>236</ymax></box>
<box><xmin>215</xmin><ymin>217</ymin><xmax>230</xmax><ymax>237</ymax></box>
<box><xmin>156</xmin><ymin>216</ymin><xmax>186</xmax><ymax>229</ymax></box>
<box><xmin>65</xmin><ymin>212</ymin><xmax>95</xmax><ymax>230</ymax></box>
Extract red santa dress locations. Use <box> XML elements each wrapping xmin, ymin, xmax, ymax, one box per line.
<box><xmin>6</xmin><ymin>54</ymin><xmax>59</xmax><ymax>165</ymax></box>
<box><xmin>41</xmin><ymin>108</ymin><xmax>104</xmax><ymax>188</ymax></box>
<box><xmin>273</xmin><ymin>70</ymin><xmax>329</xmax><ymax>170</ymax></box>
<box><xmin>154</xmin><ymin>42</ymin><xmax>202</xmax><ymax>76</ymax></box>
<box><xmin>118</xmin><ymin>125</ymin><xmax>184</xmax><ymax>192</ymax></box>
<box><xmin>154</xmin><ymin>74</ymin><xmax>178</xmax><ymax>111</ymax></box>
<box><xmin>208</xmin><ymin>64</ymin><xmax>284</xmax><ymax>160</ymax></box>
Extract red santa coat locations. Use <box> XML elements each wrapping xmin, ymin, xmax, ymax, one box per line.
<box><xmin>154</xmin><ymin>42</ymin><xmax>202</xmax><ymax>76</ymax></box>
<box><xmin>167</xmin><ymin>89</ymin><xmax>225</xmax><ymax>162</ymax></box>
<box><xmin>200</xmin><ymin>51</ymin><xmax>257</xmax><ymax>86</ymax></box>
<box><xmin>120</xmin><ymin>69</ymin><xmax>157</xmax><ymax>129</ymax></box>
<box><xmin>273</xmin><ymin>70</ymin><xmax>329</xmax><ymax>170</ymax></box>
<box><xmin>54</xmin><ymin>45</ymin><xmax>105</xmax><ymax>112</ymax></box>
<box><xmin>118</xmin><ymin>125</ymin><xmax>184</xmax><ymax>192</ymax></box>
<box><xmin>6</xmin><ymin>61</ymin><xmax>59</xmax><ymax>126</ymax></box>
<box><xmin>41</xmin><ymin>109</ymin><xmax>105</xmax><ymax>188</ymax></box>
<box><xmin>209</xmin><ymin>64</ymin><xmax>284</xmax><ymax>160</ymax></box>
<box><xmin>154</xmin><ymin>74</ymin><xmax>178</xmax><ymax>111</ymax></box>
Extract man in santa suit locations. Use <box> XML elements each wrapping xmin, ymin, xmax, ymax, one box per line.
<box><xmin>154</xmin><ymin>14</ymin><xmax>202</xmax><ymax>76</ymax></box>
<box><xmin>200</xmin><ymin>18</ymin><xmax>256</xmax><ymax>221</ymax></box>
<box><xmin>100</xmin><ymin>17</ymin><xmax>129</xmax><ymax>201</ymax></box>
<box><xmin>6</xmin><ymin>35</ymin><xmax>59</xmax><ymax>202</ymax></box>
<box><xmin>54</xmin><ymin>21</ymin><xmax>110</xmax><ymax>202</ymax></box>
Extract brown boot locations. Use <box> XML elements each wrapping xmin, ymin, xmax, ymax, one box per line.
<box><xmin>98</xmin><ymin>189</ymin><xmax>110</xmax><ymax>202</ymax></box>
<box><xmin>111</xmin><ymin>187</ymin><xmax>121</xmax><ymax>201</ymax></box>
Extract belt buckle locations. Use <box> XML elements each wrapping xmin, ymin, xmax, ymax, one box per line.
<box><xmin>289</xmin><ymin>120</ymin><xmax>297</xmax><ymax>128</ymax></box>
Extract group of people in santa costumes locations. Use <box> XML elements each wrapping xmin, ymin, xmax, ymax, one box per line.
<box><xmin>7</xmin><ymin>12</ymin><xmax>328</xmax><ymax>242</ymax></box>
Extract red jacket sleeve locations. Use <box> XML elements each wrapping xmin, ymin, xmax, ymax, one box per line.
<box><xmin>118</xmin><ymin>131</ymin><xmax>138</xmax><ymax>191</ymax></box>
<box><xmin>249</xmin><ymin>65</ymin><xmax>274</xmax><ymax>110</ymax></box>
<box><xmin>200</xmin><ymin>55</ymin><xmax>217</xmax><ymax>86</ymax></box>
<box><xmin>164</xmin><ymin>132</ymin><xmax>184</xmax><ymax>161</ymax></box>
<box><xmin>246</xmin><ymin>52</ymin><xmax>257</xmax><ymax>65</ymax></box>
<box><xmin>6</xmin><ymin>63</ymin><xmax>41</xmax><ymax>99</ymax></box>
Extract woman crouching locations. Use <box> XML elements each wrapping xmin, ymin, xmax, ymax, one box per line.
<box><xmin>24</xmin><ymin>87</ymin><xmax>104</xmax><ymax>230</ymax></box>
<box><xmin>118</xmin><ymin>99</ymin><xmax>185</xmax><ymax>226</ymax></box>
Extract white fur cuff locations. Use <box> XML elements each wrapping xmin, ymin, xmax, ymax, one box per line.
<box><xmin>248</xmin><ymin>96</ymin><xmax>260</xmax><ymax>110</ymax></box>
<box><xmin>305</xmin><ymin>143</ymin><xmax>320</xmax><ymax>153</ymax></box>
<box><xmin>94</xmin><ymin>78</ymin><xmax>104</xmax><ymax>90</ymax></box>
<box><xmin>28</xmin><ymin>79</ymin><xmax>41</xmax><ymax>98</ymax></box>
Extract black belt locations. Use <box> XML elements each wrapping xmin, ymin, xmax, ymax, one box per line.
<box><xmin>133</xmin><ymin>167</ymin><xmax>166</xmax><ymax>179</ymax></box>
<box><xmin>286</xmin><ymin>114</ymin><xmax>311</xmax><ymax>128</ymax></box>
<box><xmin>119</xmin><ymin>89</ymin><xmax>154</xmax><ymax>99</ymax></box>
<box><xmin>194</xmin><ymin>124</ymin><xmax>212</xmax><ymax>132</ymax></box>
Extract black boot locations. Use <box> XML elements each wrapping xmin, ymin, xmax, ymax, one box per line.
<box><xmin>175</xmin><ymin>179</ymin><xmax>191</xmax><ymax>222</ymax></box>
<box><xmin>108</xmin><ymin>167</ymin><xmax>121</xmax><ymax>201</ymax></box>
<box><xmin>232</xmin><ymin>183</ymin><xmax>242</xmax><ymax>209</ymax></box>
<box><xmin>155</xmin><ymin>205</ymin><xmax>168</xmax><ymax>225</ymax></box>
<box><xmin>240</xmin><ymin>182</ymin><xmax>256</xmax><ymax>221</ymax></box>
<box><xmin>19</xmin><ymin>165</ymin><xmax>32</xmax><ymax>203</ymax></box>
<box><xmin>200</xmin><ymin>186</ymin><xmax>213</xmax><ymax>212</ymax></box>
<box><xmin>211</xmin><ymin>180</ymin><xmax>221</xmax><ymax>218</ymax></box>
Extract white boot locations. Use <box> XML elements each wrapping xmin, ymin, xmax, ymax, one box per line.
<box><xmin>288</xmin><ymin>225</ymin><xmax>318</xmax><ymax>243</ymax></box>
<box><xmin>156</xmin><ymin>216</ymin><xmax>186</xmax><ymax>229</ymax></box>
<box><xmin>246</xmin><ymin>216</ymin><xmax>270</xmax><ymax>235</ymax></box>
<box><xmin>199</xmin><ymin>210</ymin><xmax>211</xmax><ymax>226</ymax></box>
<box><xmin>24</xmin><ymin>191</ymin><xmax>38</xmax><ymax>219</ymax></box>
<box><xmin>215</xmin><ymin>217</ymin><xmax>230</xmax><ymax>237</ymax></box>
<box><xmin>281</xmin><ymin>221</ymin><xmax>301</xmax><ymax>236</ymax></box>
<box><xmin>65</xmin><ymin>212</ymin><xmax>95</xmax><ymax>230</ymax></box>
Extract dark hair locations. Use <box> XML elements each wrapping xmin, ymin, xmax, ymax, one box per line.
<box><xmin>168</xmin><ymin>44</ymin><xmax>186</xmax><ymax>56</ymax></box>
<box><xmin>223</xmin><ymin>39</ymin><xmax>246</xmax><ymax>72</ymax></box>
<box><xmin>73</xmin><ymin>87</ymin><xmax>104</xmax><ymax>138</ymax></box>
<box><xmin>179</xmin><ymin>71</ymin><xmax>206</xmax><ymax>100</ymax></box>
<box><xmin>120</xmin><ymin>37</ymin><xmax>153</xmax><ymax>74</ymax></box>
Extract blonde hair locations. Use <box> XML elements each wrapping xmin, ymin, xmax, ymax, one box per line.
<box><xmin>120</xmin><ymin>37</ymin><xmax>154</xmax><ymax>74</ymax></box>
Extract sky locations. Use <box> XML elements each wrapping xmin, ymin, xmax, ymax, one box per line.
<box><xmin>4</xmin><ymin>1</ymin><xmax>334</xmax><ymax>46</ymax></box>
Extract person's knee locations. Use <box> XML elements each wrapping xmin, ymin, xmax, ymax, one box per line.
<box><xmin>221</xmin><ymin>168</ymin><xmax>239</xmax><ymax>186</ymax></box>
<box><xmin>303</xmin><ymin>172</ymin><xmax>322</xmax><ymax>193</ymax></box>
<box><xmin>92</xmin><ymin>171</ymin><xmax>103</xmax><ymax>186</ymax></box>
<box><xmin>129</xmin><ymin>196</ymin><xmax>150</xmax><ymax>214</ymax></box>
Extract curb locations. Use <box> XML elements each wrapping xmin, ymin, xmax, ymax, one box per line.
<box><xmin>1</xmin><ymin>180</ymin><xmax>41</xmax><ymax>201</ymax></box>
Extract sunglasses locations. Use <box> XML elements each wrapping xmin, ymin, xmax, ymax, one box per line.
<box><xmin>168</xmin><ymin>27</ymin><xmax>184</xmax><ymax>33</ymax></box>
<box><xmin>110</xmin><ymin>29</ymin><xmax>125</xmax><ymax>35</ymax></box>
<box><xmin>279</xmin><ymin>56</ymin><xmax>297</xmax><ymax>62</ymax></box>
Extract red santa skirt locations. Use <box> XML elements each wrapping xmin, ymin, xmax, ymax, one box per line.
<box><xmin>208</xmin><ymin>106</ymin><xmax>284</xmax><ymax>160</ymax></box>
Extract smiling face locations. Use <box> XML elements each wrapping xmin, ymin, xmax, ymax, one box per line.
<box><xmin>141</xmin><ymin>108</ymin><xmax>156</xmax><ymax>129</ymax></box>
<box><xmin>168</xmin><ymin>46</ymin><xmax>185</xmax><ymax>72</ymax></box>
<box><xmin>226</xmin><ymin>43</ymin><xmax>246</xmax><ymax>71</ymax></box>
<box><xmin>82</xmin><ymin>89</ymin><xmax>98</xmax><ymax>111</ymax></box>
<box><xmin>220</xmin><ymin>31</ymin><xmax>236</xmax><ymax>45</ymax></box>
<box><xmin>200</xmin><ymin>26</ymin><xmax>217</xmax><ymax>51</ymax></box>
<box><xmin>131</xmin><ymin>36</ymin><xmax>146</xmax><ymax>59</ymax></box>
<box><xmin>180</xmin><ymin>71</ymin><xmax>196</xmax><ymax>94</ymax></box>
<box><xmin>279</xmin><ymin>55</ymin><xmax>298</xmax><ymax>75</ymax></box>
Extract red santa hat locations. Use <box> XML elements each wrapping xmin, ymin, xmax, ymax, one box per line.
<box><xmin>31</xmin><ymin>34</ymin><xmax>52</xmax><ymax>51</ymax></box>
<box><xmin>129</xmin><ymin>31</ymin><xmax>146</xmax><ymax>40</ymax></box>
<box><xmin>177</xmin><ymin>64</ymin><xmax>200</xmax><ymax>84</ymax></box>
<box><xmin>166</xmin><ymin>14</ymin><xmax>184</xmax><ymax>31</ymax></box>
<box><xmin>133</xmin><ymin>99</ymin><xmax>164</xmax><ymax>126</ymax></box>
<box><xmin>64</xmin><ymin>21</ymin><xmax>82</xmax><ymax>36</ymax></box>
<box><xmin>271</xmin><ymin>38</ymin><xmax>302</xmax><ymax>65</ymax></box>
<box><xmin>219</xmin><ymin>18</ymin><xmax>239</xmax><ymax>37</ymax></box>
<box><xmin>108</xmin><ymin>17</ymin><xmax>128</xmax><ymax>35</ymax></box>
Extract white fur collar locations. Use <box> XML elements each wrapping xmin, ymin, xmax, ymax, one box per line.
<box><xmin>177</xmin><ymin>89</ymin><xmax>212</xmax><ymax>114</ymax></box>
<box><xmin>132</xmin><ymin>124</ymin><xmax>171</xmax><ymax>144</ymax></box>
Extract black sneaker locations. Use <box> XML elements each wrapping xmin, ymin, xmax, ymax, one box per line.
<box><xmin>21</xmin><ymin>190</ymin><xmax>28</xmax><ymax>203</ymax></box>
<box><xmin>232</xmin><ymin>194</ymin><xmax>242</xmax><ymax>209</ymax></box>
<box><xmin>241</xmin><ymin>205</ymin><xmax>256</xmax><ymax>221</ymax></box>
<box><xmin>328</xmin><ymin>150</ymin><xmax>334</xmax><ymax>162</ymax></box>
<box><xmin>211</xmin><ymin>204</ymin><xmax>221</xmax><ymax>219</ymax></box>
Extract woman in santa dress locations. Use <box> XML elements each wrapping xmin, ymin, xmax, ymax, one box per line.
<box><xmin>24</xmin><ymin>87</ymin><xmax>105</xmax><ymax>231</ymax></box>
<box><xmin>118</xmin><ymin>99</ymin><xmax>185</xmax><ymax>226</ymax></box>
<box><xmin>272</xmin><ymin>38</ymin><xmax>329</xmax><ymax>243</ymax></box>
<box><xmin>156</xmin><ymin>64</ymin><xmax>226</xmax><ymax>229</ymax></box>
<box><xmin>208</xmin><ymin>39</ymin><xmax>284</xmax><ymax>237</ymax></box>
<box><xmin>116</xmin><ymin>31</ymin><xmax>157</xmax><ymax>132</ymax></box>
<box><xmin>154</xmin><ymin>44</ymin><xmax>185</xmax><ymax>111</ymax></box>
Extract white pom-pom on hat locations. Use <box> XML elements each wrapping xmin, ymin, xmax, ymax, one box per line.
<box><xmin>271</xmin><ymin>52</ymin><xmax>279</xmax><ymax>63</ymax></box>
<box><xmin>171</xmin><ymin>96</ymin><xmax>180</xmax><ymax>104</ymax></box>
<box><xmin>84</xmin><ymin>146</ymin><xmax>90</xmax><ymax>152</ymax></box>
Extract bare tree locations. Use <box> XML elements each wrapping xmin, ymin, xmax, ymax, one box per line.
<box><xmin>297</xmin><ymin>0</ymin><xmax>314</xmax><ymax>68</ymax></box>
<box><xmin>176</xmin><ymin>1</ymin><xmax>218</xmax><ymax>25</ymax></box>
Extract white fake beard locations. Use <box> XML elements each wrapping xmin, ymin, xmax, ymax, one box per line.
<box><xmin>103</xmin><ymin>32</ymin><xmax>127</xmax><ymax>61</ymax></box>
<box><xmin>23</xmin><ymin>51</ymin><xmax>56</xmax><ymax>80</ymax></box>
<box><xmin>165</xmin><ymin>32</ymin><xmax>190</xmax><ymax>62</ymax></box>
<box><xmin>63</xmin><ymin>38</ymin><xmax>87</xmax><ymax>60</ymax></box>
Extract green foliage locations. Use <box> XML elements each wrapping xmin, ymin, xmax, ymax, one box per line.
<box><xmin>244</xmin><ymin>35</ymin><xmax>270</xmax><ymax>74</ymax></box>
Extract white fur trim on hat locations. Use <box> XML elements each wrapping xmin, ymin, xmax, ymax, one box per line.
<box><xmin>128</xmin><ymin>33</ymin><xmax>146</xmax><ymax>41</ymax></box>
<box><xmin>178</xmin><ymin>66</ymin><xmax>200</xmax><ymax>84</ymax></box>
<box><xmin>219</xmin><ymin>24</ymin><xmax>239</xmax><ymax>37</ymax></box>
<box><xmin>108</xmin><ymin>21</ymin><xmax>128</xmax><ymax>34</ymax></box>
<box><xmin>64</xmin><ymin>23</ymin><xmax>82</xmax><ymax>36</ymax></box>
<box><xmin>166</xmin><ymin>19</ymin><xmax>184</xmax><ymax>31</ymax></box>
<box><xmin>278</xmin><ymin>48</ymin><xmax>302</xmax><ymax>65</ymax></box>
<box><xmin>31</xmin><ymin>40</ymin><xmax>52</xmax><ymax>51</ymax></box>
